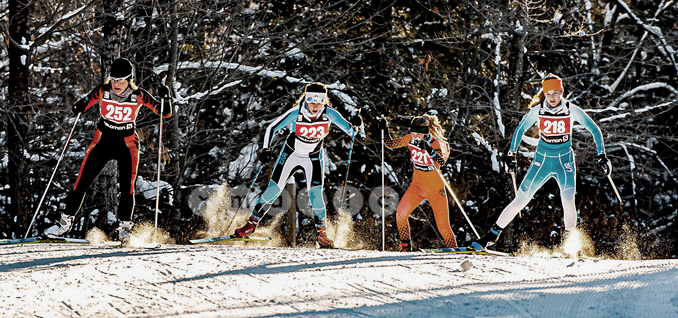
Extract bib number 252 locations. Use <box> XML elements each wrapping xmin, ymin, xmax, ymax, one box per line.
<box><xmin>104</xmin><ymin>105</ymin><xmax>133</xmax><ymax>122</ymax></box>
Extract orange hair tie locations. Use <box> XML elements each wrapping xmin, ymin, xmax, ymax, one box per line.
<box><xmin>542</xmin><ymin>78</ymin><xmax>563</xmax><ymax>92</ymax></box>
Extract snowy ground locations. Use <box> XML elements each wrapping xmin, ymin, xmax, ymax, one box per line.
<box><xmin>1</xmin><ymin>242</ymin><xmax>677</xmax><ymax>318</ymax></box>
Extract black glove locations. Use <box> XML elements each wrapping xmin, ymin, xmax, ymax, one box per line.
<box><xmin>258</xmin><ymin>149</ymin><xmax>272</xmax><ymax>164</ymax></box>
<box><xmin>597</xmin><ymin>154</ymin><xmax>611</xmax><ymax>176</ymax></box>
<box><xmin>349</xmin><ymin>114</ymin><xmax>363</xmax><ymax>127</ymax></box>
<box><xmin>72</xmin><ymin>97</ymin><xmax>88</xmax><ymax>114</ymax></box>
<box><xmin>506</xmin><ymin>152</ymin><xmax>517</xmax><ymax>174</ymax></box>
<box><xmin>157</xmin><ymin>84</ymin><xmax>171</xmax><ymax>100</ymax></box>
<box><xmin>377</xmin><ymin>116</ymin><xmax>389</xmax><ymax>131</ymax></box>
<box><xmin>414</xmin><ymin>138</ymin><xmax>436</xmax><ymax>156</ymax></box>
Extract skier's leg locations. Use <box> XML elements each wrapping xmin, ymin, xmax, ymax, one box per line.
<box><xmin>47</xmin><ymin>131</ymin><xmax>109</xmax><ymax>237</ymax></box>
<box><xmin>64</xmin><ymin>130</ymin><xmax>110</xmax><ymax>217</ymax></box>
<box><xmin>117</xmin><ymin>134</ymin><xmax>140</xmax><ymax>223</ymax></box>
<box><xmin>395</xmin><ymin>185</ymin><xmax>424</xmax><ymax>251</ymax></box>
<box><xmin>235</xmin><ymin>145</ymin><xmax>295</xmax><ymax>237</ymax></box>
<box><xmin>252</xmin><ymin>145</ymin><xmax>296</xmax><ymax>220</ymax></box>
<box><xmin>472</xmin><ymin>152</ymin><xmax>550</xmax><ymax>249</ymax></box>
<box><xmin>496</xmin><ymin>152</ymin><xmax>551</xmax><ymax>228</ymax></box>
<box><xmin>306</xmin><ymin>149</ymin><xmax>334</xmax><ymax>248</ymax></box>
<box><xmin>428</xmin><ymin>187</ymin><xmax>457</xmax><ymax>248</ymax></box>
<box><xmin>556</xmin><ymin>151</ymin><xmax>577</xmax><ymax>230</ymax></box>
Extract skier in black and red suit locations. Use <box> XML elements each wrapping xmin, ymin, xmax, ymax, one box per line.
<box><xmin>44</xmin><ymin>58</ymin><xmax>172</xmax><ymax>241</ymax></box>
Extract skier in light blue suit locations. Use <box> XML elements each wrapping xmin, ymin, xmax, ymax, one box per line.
<box><xmin>472</xmin><ymin>74</ymin><xmax>612</xmax><ymax>251</ymax></box>
<box><xmin>234</xmin><ymin>82</ymin><xmax>362</xmax><ymax>248</ymax></box>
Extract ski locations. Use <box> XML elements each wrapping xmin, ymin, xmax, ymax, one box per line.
<box><xmin>0</xmin><ymin>237</ymin><xmax>41</xmax><ymax>245</ymax></box>
<box><xmin>1</xmin><ymin>236</ymin><xmax>127</xmax><ymax>247</ymax></box>
<box><xmin>189</xmin><ymin>235</ymin><xmax>272</xmax><ymax>244</ymax></box>
<box><xmin>420</xmin><ymin>247</ymin><xmax>513</xmax><ymax>257</ymax></box>
<box><xmin>0</xmin><ymin>237</ymin><xmax>90</xmax><ymax>245</ymax></box>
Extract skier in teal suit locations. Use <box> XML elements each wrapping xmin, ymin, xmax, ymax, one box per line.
<box><xmin>472</xmin><ymin>74</ymin><xmax>612</xmax><ymax>250</ymax></box>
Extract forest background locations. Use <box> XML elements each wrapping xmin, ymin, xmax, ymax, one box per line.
<box><xmin>2</xmin><ymin>0</ymin><xmax>676</xmax><ymax>257</ymax></box>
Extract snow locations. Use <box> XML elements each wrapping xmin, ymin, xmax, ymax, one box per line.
<box><xmin>471</xmin><ymin>132</ymin><xmax>499</xmax><ymax>172</ymax></box>
<box><xmin>1</xmin><ymin>243</ymin><xmax>676</xmax><ymax>317</ymax></box>
<box><xmin>491</xmin><ymin>34</ymin><xmax>505</xmax><ymax>137</ymax></box>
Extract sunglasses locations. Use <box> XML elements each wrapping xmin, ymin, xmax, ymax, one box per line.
<box><xmin>110</xmin><ymin>75</ymin><xmax>131</xmax><ymax>83</ymax></box>
<box><xmin>305</xmin><ymin>92</ymin><xmax>326</xmax><ymax>104</ymax></box>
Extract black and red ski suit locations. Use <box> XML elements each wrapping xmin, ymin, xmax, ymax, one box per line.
<box><xmin>64</xmin><ymin>83</ymin><xmax>172</xmax><ymax>222</ymax></box>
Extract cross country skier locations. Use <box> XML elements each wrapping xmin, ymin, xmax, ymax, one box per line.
<box><xmin>378</xmin><ymin>115</ymin><xmax>457</xmax><ymax>252</ymax></box>
<box><xmin>471</xmin><ymin>74</ymin><xmax>611</xmax><ymax>251</ymax></box>
<box><xmin>233</xmin><ymin>82</ymin><xmax>363</xmax><ymax>248</ymax></box>
<box><xmin>44</xmin><ymin>58</ymin><xmax>172</xmax><ymax>241</ymax></box>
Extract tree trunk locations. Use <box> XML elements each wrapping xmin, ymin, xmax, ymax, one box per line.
<box><xmin>507</xmin><ymin>13</ymin><xmax>527</xmax><ymax>112</ymax></box>
<box><xmin>7</xmin><ymin>0</ymin><xmax>32</xmax><ymax>236</ymax></box>
<box><xmin>166</xmin><ymin>1</ymin><xmax>185</xmax><ymax>219</ymax></box>
<box><xmin>100</xmin><ymin>0</ymin><xmax>124</xmax><ymax>221</ymax></box>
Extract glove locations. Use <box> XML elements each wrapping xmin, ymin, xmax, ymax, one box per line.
<box><xmin>349</xmin><ymin>114</ymin><xmax>363</xmax><ymax>127</ymax></box>
<box><xmin>72</xmin><ymin>98</ymin><xmax>88</xmax><ymax>114</ymax></box>
<box><xmin>157</xmin><ymin>84</ymin><xmax>171</xmax><ymax>100</ymax></box>
<box><xmin>258</xmin><ymin>149</ymin><xmax>272</xmax><ymax>164</ymax></box>
<box><xmin>597</xmin><ymin>154</ymin><xmax>612</xmax><ymax>176</ymax></box>
<box><xmin>506</xmin><ymin>152</ymin><xmax>517</xmax><ymax>174</ymax></box>
<box><xmin>377</xmin><ymin>116</ymin><xmax>389</xmax><ymax>131</ymax></box>
<box><xmin>414</xmin><ymin>138</ymin><xmax>436</xmax><ymax>156</ymax></box>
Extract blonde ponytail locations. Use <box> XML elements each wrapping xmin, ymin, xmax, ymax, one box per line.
<box><xmin>423</xmin><ymin>114</ymin><xmax>446</xmax><ymax>140</ymax></box>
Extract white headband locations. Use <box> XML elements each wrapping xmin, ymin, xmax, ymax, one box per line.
<box><xmin>305</xmin><ymin>92</ymin><xmax>327</xmax><ymax>104</ymax></box>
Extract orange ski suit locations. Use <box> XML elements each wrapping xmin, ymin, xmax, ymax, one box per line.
<box><xmin>385</xmin><ymin>134</ymin><xmax>457</xmax><ymax>248</ymax></box>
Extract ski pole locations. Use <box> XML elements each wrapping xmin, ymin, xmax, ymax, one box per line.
<box><xmin>510</xmin><ymin>172</ymin><xmax>518</xmax><ymax>195</ymax></box>
<box><xmin>153</xmin><ymin>98</ymin><xmax>165</xmax><ymax>236</ymax></box>
<box><xmin>606</xmin><ymin>174</ymin><xmax>624</xmax><ymax>205</ymax></box>
<box><xmin>225</xmin><ymin>164</ymin><xmax>264</xmax><ymax>232</ymax></box>
<box><xmin>338</xmin><ymin>133</ymin><xmax>355</xmax><ymax>213</ymax></box>
<box><xmin>381</xmin><ymin>128</ymin><xmax>385</xmax><ymax>252</ymax></box>
<box><xmin>509</xmin><ymin>171</ymin><xmax>521</xmax><ymax>218</ymax></box>
<box><xmin>339</xmin><ymin>114</ymin><xmax>359</xmax><ymax>213</ymax></box>
<box><xmin>433</xmin><ymin>166</ymin><xmax>481</xmax><ymax>240</ymax></box>
<box><xmin>25</xmin><ymin>113</ymin><xmax>81</xmax><ymax>238</ymax></box>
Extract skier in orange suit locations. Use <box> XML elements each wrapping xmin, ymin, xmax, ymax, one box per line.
<box><xmin>379</xmin><ymin>115</ymin><xmax>456</xmax><ymax>252</ymax></box>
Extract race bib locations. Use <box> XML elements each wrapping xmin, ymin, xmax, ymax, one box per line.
<box><xmin>539</xmin><ymin>116</ymin><xmax>571</xmax><ymax>144</ymax></box>
<box><xmin>408</xmin><ymin>145</ymin><xmax>434</xmax><ymax>167</ymax></box>
<box><xmin>295</xmin><ymin>122</ymin><xmax>329</xmax><ymax>140</ymax></box>
<box><xmin>101</xmin><ymin>100</ymin><xmax>137</xmax><ymax>123</ymax></box>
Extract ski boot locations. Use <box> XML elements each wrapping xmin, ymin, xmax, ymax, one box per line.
<box><xmin>399</xmin><ymin>239</ymin><xmax>411</xmax><ymax>252</ymax></box>
<box><xmin>316</xmin><ymin>225</ymin><xmax>334</xmax><ymax>248</ymax></box>
<box><xmin>116</xmin><ymin>221</ymin><xmax>134</xmax><ymax>243</ymax></box>
<box><xmin>470</xmin><ymin>224</ymin><xmax>503</xmax><ymax>251</ymax></box>
<box><xmin>234</xmin><ymin>216</ymin><xmax>259</xmax><ymax>238</ymax></box>
<box><xmin>43</xmin><ymin>213</ymin><xmax>75</xmax><ymax>238</ymax></box>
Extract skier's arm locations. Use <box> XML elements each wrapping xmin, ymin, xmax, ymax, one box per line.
<box><xmin>429</xmin><ymin>139</ymin><xmax>448</xmax><ymax>166</ymax></box>
<box><xmin>73</xmin><ymin>84</ymin><xmax>106</xmax><ymax>113</ymax></box>
<box><xmin>139</xmin><ymin>88</ymin><xmax>172</xmax><ymax>118</ymax></box>
<box><xmin>262</xmin><ymin>106</ymin><xmax>299</xmax><ymax>149</ymax></box>
<box><xmin>571</xmin><ymin>105</ymin><xmax>606</xmax><ymax>155</ymax></box>
<box><xmin>509</xmin><ymin>107</ymin><xmax>540</xmax><ymax>153</ymax></box>
<box><xmin>326</xmin><ymin>108</ymin><xmax>356</xmax><ymax>137</ymax></box>
<box><xmin>384</xmin><ymin>133</ymin><xmax>412</xmax><ymax>149</ymax></box>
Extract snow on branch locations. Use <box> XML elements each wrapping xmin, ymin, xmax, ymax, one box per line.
<box><xmin>619</xmin><ymin>143</ymin><xmax>637</xmax><ymax>207</ymax></box>
<box><xmin>606</xmin><ymin>82</ymin><xmax>678</xmax><ymax>109</ymax></box>
<box><xmin>491</xmin><ymin>35</ymin><xmax>505</xmax><ymax>137</ymax></box>
<box><xmin>615</xmin><ymin>0</ymin><xmax>678</xmax><ymax>74</ymax></box>
<box><xmin>472</xmin><ymin>132</ymin><xmax>499</xmax><ymax>172</ymax></box>
<box><xmin>154</xmin><ymin>61</ymin><xmax>304</xmax><ymax>84</ymax></box>
<box><xmin>175</xmin><ymin>80</ymin><xmax>242</xmax><ymax>104</ymax></box>
<box><xmin>598</xmin><ymin>99</ymin><xmax>675</xmax><ymax>123</ymax></box>
<box><xmin>33</xmin><ymin>3</ymin><xmax>92</xmax><ymax>47</ymax></box>
<box><xmin>608</xmin><ymin>141</ymin><xmax>677</xmax><ymax>183</ymax></box>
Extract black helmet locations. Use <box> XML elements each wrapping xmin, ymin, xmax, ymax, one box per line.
<box><xmin>109</xmin><ymin>58</ymin><xmax>134</xmax><ymax>80</ymax></box>
<box><xmin>305</xmin><ymin>82</ymin><xmax>327</xmax><ymax>93</ymax></box>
